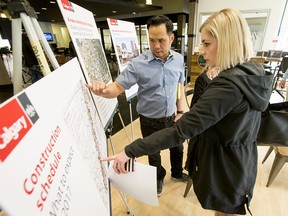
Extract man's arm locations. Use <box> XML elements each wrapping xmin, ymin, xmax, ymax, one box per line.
<box><xmin>86</xmin><ymin>81</ymin><xmax>125</xmax><ymax>98</ymax></box>
<box><xmin>280</xmin><ymin>70</ymin><xmax>288</xmax><ymax>88</ymax></box>
<box><xmin>175</xmin><ymin>83</ymin><xmax>186</xmax><ymax>121</ymax></box>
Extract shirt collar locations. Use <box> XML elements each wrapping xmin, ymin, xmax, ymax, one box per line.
<box><xmin>147</xmin><ymin>50</ymin><xmax>173</xmax><ymax>62</ymax></box>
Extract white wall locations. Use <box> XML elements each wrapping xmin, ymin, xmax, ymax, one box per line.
<box><xmin>38</xmin><ymin>21</ymin><xmax>53</xmax><ymax>34</ymax></box>
<box><xmin>197</xmin><ymin>0</ymin><xmax>287</xmax><ymax>50</ymax></box>
<box><xmin>278</xmin><ymin>2</ymin><xmax>288</xmax><ymax>50</ymax></box>
<box><xmin>51</xmin><ymin>24</ymin><xmax>69</xmax><ymax>48</ymax></box>
<box><xmin>60</xmin><ymin>27</ymin><xmax>70</xmax><ymax>48</ymax></box>
<box><xmin>38</xmin><ymin>21</ymin><xmax>70</xmax><ymax>48</ymax></box>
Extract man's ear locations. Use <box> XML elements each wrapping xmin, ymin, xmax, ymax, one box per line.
<box><xmin>170</xmin><ymin>33</ymin><xmax>175</xmax><ymax>43</ymax></box>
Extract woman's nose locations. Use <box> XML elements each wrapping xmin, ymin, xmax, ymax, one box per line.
<box><xmin>198</xmin><ymin>44</ymin><xmax>204</xmax><ymax>55</ymax></box>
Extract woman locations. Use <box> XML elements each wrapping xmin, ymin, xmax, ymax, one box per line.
<box><xmin>103</xmin><ymin>8</ymin><xmax>273</xmax><ymax>216</ymax></box>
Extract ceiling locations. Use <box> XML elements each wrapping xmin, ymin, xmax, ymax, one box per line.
<box><xmin>0</xmin><ymin>0</ymin><xmax>188</xmax><ymax>28</ymax></box>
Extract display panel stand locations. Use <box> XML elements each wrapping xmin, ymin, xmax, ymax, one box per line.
<box><xmin>7</xmin><ymin>0</ymin><xmax>59</xmax><ymax>95</ymax></box>
<box><xmin>106</xmin><ymin>109</ymin><xmax>134</xmax><ymax>215</ymax></box>
<box><xmin>128</xmin><ymin>100</ymin><xmax>135</xmax><ymax>142</ymax></box>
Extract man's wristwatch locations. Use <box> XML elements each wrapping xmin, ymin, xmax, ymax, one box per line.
<box><xmin>177</xmin><ymin>110</ymin><xmax>184</xmax><ymax>114</ymax></box>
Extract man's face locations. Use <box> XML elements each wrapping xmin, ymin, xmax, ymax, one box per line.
<box><xmin>199</xmin><ymin>28</ymin><xmax>218</xmax><ymax>68</ymax></box>
<box><xmin>148</xmin><ymin>24</ymin><xmax>174</xmax><ymax>61</ymax></box>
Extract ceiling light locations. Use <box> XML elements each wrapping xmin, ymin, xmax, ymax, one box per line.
<box><xmin>50</xmin><ymin>1</ymin><xmax>56</xmax><ymax>3</ymax></box>
<box><xmin>112</xmin><ymin>11</ymin><xmax>117</xmax><ymax>13</ymax></box>
<box><xmin>42</xmin><ymin>8</ymin><xmax>47</xmax><ymax>10</ymax></box>
<box><xmin>146</xmin><ymin>0</ymin><xmax>152</xmax><ymax>5</ymax></box>
<box><xmin>0</xmin><ymin>13</ymin><xmax>7</xmax><ymax>18</ymax></box>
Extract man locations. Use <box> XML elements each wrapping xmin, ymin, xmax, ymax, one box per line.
<box><xmin>86</xmin><ymin>15</ymin><xmax>188</xmax><ymax>196</ymax></box>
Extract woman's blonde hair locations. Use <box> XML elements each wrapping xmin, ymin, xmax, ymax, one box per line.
<box><xmin>200</xmin><ymin>8</ymin><xmax>253</xmax><ymax>71</ymax></box>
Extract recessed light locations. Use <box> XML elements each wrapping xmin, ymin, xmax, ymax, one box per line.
<box><xmin>146</xmin><ymin>0</ymin><xmax>152</xmax><ymax>5</ymax></box>
<box><xmin>50</xmin><ymin>1</ymin><xmax>56</xmax><ymax>3</ymax></box>
<box><xmin>42</xmin><ymin>8</ymin><xmax>47</xmax><ymax>10</ymax></box>
<box><xmin>112</xmin><ymin>11</ymin><xmax>117</xmax><ymax>13</ymax></box>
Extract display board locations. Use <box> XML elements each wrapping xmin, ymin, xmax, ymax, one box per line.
<box><xmin>107</xmin><ymin>18</ymin><xmax>139</xmax><ymax>101</ymax></box>
<box><xmin>0</xmin><ymin>59</ymin><xmax>111</xmax><ymax>216</ymax></box>
<box><xmin>57</xmin><ymin>0</ymin><xmax>118</xmax><ymax>129</ymax></box>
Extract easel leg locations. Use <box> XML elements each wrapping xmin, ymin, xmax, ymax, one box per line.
<box><xmin>128</xmin><ymin>101</ymin><xmax>135</xmax><ymax>141</ymax></box>
<box><xmin>11</xmin><ymin>18</ymin><xmax>22</xmax><ymax>94</ymax></box>
<box><xmin>118</xmin><ymin>191</ymin><xmax>132</xmax><ymax>215</ymax></box>
<box><xmin>117</xmin><ymin>109</ymin><xmax>131</xmax><ymax>143</ymax></box>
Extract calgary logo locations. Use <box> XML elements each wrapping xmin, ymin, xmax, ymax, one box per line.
<box><xmin>61</xmin><ymin>0</ymin><xmax>74</xmax><ymax>12</ymax></box>
<box><xmin>110</xmin><ymin>19</ymin><xmax>118</xmax><ymax>26</ymax></box>
<box><xmin>0</xmin><ymin>93</ymin><xmax>39</xmax><ymax>162</ymax></box>
<box><xmin>25</xmin><ymin>104</ymin><xmax>37</xmax><ymax>118</ymax></box>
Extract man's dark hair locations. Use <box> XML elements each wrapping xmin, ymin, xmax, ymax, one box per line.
<box><xmin>147</xmin><ymin>15</ymin><xmax>174</xmax><ymax>35</ymax></box>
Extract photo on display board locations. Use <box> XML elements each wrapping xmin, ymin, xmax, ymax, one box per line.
<box><xmin>75</xmin><ymin>38</ymin><xmax>111</xmax><ymax>83</ymax></box>
<box><xmin>113</xmin><ymin>37</ymin><xmax>140</xmax><ymax>66</ymax></box>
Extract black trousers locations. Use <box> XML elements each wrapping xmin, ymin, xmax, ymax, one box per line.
<box><xmin>139</xmin><ymin>114</ymin><xmax>184</xmax><ymax>180</ymax></box>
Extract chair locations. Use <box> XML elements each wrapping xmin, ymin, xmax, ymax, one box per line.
<box><xmin>183</xmin><ymin>177</ymin><xmax>193</xmax><ymax>197</ymax></box>
<box><xmin>269</xmin><ymin>56</ymin><xmax>288</xmax><ymax>99</ymax></box>
<box><xmin>250</xmin><ymin>57</ymin><xmax>266</xmax><ymax>64</ymax></box>
<box><xmin>250</xmin><ymin>57</ymin><xmax>275</xmax><ymax>75</ymax></box>
<box><xmin>262</xmin><ymin>146</ymin><xmax>288</xmax><ymax>187</ymax></box>
<box><xmin>55</xmin><ymin>54</ymin><xmax>67</xmax><ymax>65</ymax></box>
<box><xmin>272</xmin><ymin>56</ymin><xmax>288</xmax><ymax>89</ymax></box>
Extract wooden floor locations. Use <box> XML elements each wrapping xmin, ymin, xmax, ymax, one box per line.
<box><xmin>109</xmin><ymin>92</ymin><xmax>288</xmax><ymax>216</ymax></box>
